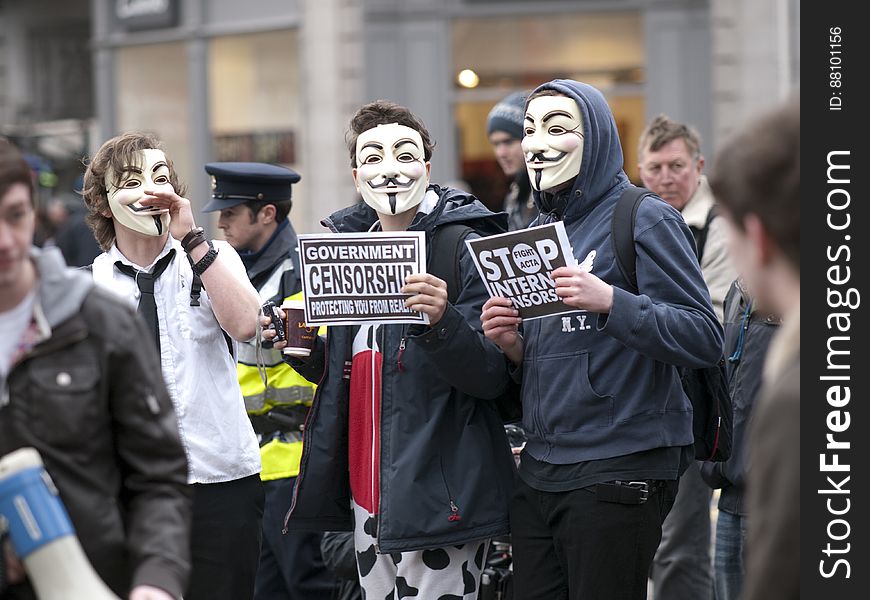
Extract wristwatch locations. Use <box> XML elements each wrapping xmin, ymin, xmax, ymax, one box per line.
<box><xmin>192</xmin><ymin>240</ymin><xmax>219</xmax><ymax>276</ymax></box>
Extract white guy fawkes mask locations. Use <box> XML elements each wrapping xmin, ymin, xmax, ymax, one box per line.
<box><xmin>105</xmin><ymin>148</ymin><xmax>173</xmax><ymax>236</ymax></box>
<box><xmin>354</xmin><ymin>124</ymin><xmax>430</xmax><ymax>216</ymax></box>
<box><xmin>522</xmin><ymin>95</ymin><xmax>585</xmax><ymax>192</ymax></box>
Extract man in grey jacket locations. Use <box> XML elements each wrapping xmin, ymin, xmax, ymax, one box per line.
<box><xmin>0</xmin><ymin>138</ymin><xmax>191</xmax><ymax>599</ymax></box>
<box><xmin>639</xmin><ymin>115</ymin><xmax>736</xmax><ymax>600</ymax></box>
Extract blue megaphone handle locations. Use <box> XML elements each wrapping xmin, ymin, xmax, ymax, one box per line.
<box><xmin>0</xmin><ymin>466</ymin><xmax>74</xmax><ymax>558</ymax></box>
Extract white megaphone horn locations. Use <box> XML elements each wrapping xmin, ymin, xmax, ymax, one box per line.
<box><xmin>0</xmin><ymin>447</ymin><xmax>120</xmax><ymax>599</ymax></box>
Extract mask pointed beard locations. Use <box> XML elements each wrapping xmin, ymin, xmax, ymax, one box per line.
<box><xmin>388</xmin><ymin>193</ymin><xmax>397</xmax><ymax>214</ymax></box>
<box><xmin>153</xmin><ymin>215</ymin><xmax>164</xmax><ymax>235</ymax></box>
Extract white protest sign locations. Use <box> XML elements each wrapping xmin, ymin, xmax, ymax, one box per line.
<box><xmin>297</xmin><ymin>231</ymin><xmax>428</xmax><ymax>326</ymax></box>
<box><xmin>466</xmin><ymin>222</ymin><xmax>581</xmax><ymax>320</ymax></box>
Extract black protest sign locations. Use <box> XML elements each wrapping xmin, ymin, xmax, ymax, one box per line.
<box><xmin>465</xmin><ymin>222</ymin><xmax>579</xmax><ymax>320</ymax></box>
<box><xmin>298</xmin><ymin>231</ymin><xmax>428</xmax><ymax>326</ymax></box>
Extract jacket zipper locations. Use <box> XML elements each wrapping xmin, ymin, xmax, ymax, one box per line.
<box><xmin>440</xmin><ymin>458</ymin><xmax>462</xmax><ymax>522</ymax></box>
<box><xmin>396</xmin><ymin>336</ymin><xmax>407</xmax><ymax>372</ymax></box>
<box><xmin>374</xmin><ymin>325</ymin><xmax>386</xmax><ymax>552</ymax></box>
<box><xmin>283</xmin><ymin>335</ymin><xmax>329</xmax><ymax>534</ymax></box>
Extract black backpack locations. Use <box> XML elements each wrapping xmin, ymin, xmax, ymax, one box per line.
<box><xmin>611</xmin><ymin>186</ymin><xmax>732</xmax><ymax>462</ymax></box>
<box><xmin>428</xmin><ymin>223</ymin><xmax>523</xmax><ymax>424</ymax></box>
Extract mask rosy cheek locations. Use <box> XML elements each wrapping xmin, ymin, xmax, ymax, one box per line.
<box><xmin>402</xmin><ymin>162</ymin><xmax>425</xmax><ymax>178</ymax></box>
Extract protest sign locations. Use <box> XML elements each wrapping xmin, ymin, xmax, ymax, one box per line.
<box><xmin>466</xmin><ymin>222</ymin><xmax>582</xmax><ymax>320</ymax></box>
<box><xmin>297</xmin><ymin>231</ymin><xmax>428</xmax><ymax>326</ymax></box>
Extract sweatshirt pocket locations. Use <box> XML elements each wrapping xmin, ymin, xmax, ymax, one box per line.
<box><xmin>534</xmin><ymin>351</ymin><xmax>613</xmax><ymax>434</ymax></box>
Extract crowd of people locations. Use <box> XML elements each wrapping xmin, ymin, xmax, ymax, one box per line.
<box><xmin>0</xmin><ymin>80</ymin><xmax>799</xmax><ymax>600</ymax></box>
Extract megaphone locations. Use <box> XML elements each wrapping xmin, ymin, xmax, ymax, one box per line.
<box><xmin>0</xmin><ymin>447</ymin><xmax>119</xmax><ymax>599</ymax></box>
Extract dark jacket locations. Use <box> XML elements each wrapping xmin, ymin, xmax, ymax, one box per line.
<box><xmin>283</xmin><ymin>185</ymin><xmax>516</xmax><ymax>553</ymax></box>
<box><xmin>1</xmin><ymin>247</ymin><xmax>192</xmax><ymax>598</ymax></box>
<box><xmin>519</xmin><ymin>79</ymin><xmax>723</xmax><ymax>464</ymax></box>
<box><xmin>700</xmin><ymin>281</ymin><xmax>779</xmax><ymax>515</ymax></box>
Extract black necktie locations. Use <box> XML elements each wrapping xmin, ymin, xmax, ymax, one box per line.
<box><xmin>115</xmin><ymin>249</ymin><xmax>176</xmax><ymax>354</ymax></box>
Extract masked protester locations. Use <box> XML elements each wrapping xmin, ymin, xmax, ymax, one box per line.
<box><xmin>0</xmin><ymin>138</ymin><xmax>191</xmax><ymax>600</ymax></box>
<box><xmin>266</xmin><ymin>100</ymin><xmax>516</xmax><ymax>599</ymax></box>
<box><xmin>480</xmin><ymin>80</ymin><xmax>723</xmax><ymax>600</ymax></box>
<box><xmin>81</xmin><ymin>132</ymin><xmax>264</xmax><ymax>600</ymax></box>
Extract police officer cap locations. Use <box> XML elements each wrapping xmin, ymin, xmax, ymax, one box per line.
<box><xmin>202</xmin><ymin>162</ymin><xmax>301</xmax><ymax>213</ymax></box>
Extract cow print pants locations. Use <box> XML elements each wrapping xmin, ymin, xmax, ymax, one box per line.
<box><xmin>352</xmin><ymin>502</ymin><xmax>490</xmax><ymax>600</ymax></box>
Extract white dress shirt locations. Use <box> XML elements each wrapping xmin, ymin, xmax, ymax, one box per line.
<box><xmin>92</xmin><ymin>236</ymin><xmax>261</xmax><ymax>484</ymax></box>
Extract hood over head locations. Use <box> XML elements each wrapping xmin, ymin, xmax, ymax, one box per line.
<box><xmin>526</xmin><ymin>79</ymin><xmax>630</xmax><ymax>221</ymax></box>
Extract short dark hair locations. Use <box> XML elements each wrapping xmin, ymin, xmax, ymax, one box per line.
<box><xmin>82</xmin><ymin>131</ymin><xmax>186</xmax><ymax>251</ymax></box>
<box><xmin>347</xmin><ymin>100</ymin><xmax>435</xmax><ymax>168</ymax></box>
<box><xmin>0</xmin><ymin>138</ymin><xmax>33</xmax><ymax>202</ymax></box>
<box><xmin>243</xmin><ymin>198</ymin><xmax>292</xmax><ymax>223</ymax></box>
<box><xmin>709</xmin><ymin>97</ymin><xmax>800</xmax><ymax>270</ymax></box>
<box><xmin>638</xmin><ymin>114</ymin><xmax>702</xmax><ymax>162</ymax></box>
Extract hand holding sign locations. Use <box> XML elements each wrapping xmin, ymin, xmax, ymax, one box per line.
<box><xmin>402</xmin><ymin>273</ymin><xmax>448</xmax><ymax>325</ymax></box>
<box><xmin>551</xmin><ymin>251</ymin><xmax>613</xmax><ymax>313</ymax></box>
<box><xmin>481</xmin><ymin>297</ymin><xmax>523</xmax><ymax>365</ymax></box>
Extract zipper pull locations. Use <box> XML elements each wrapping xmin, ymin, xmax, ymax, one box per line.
<box><xmin>448</xmin><ymin>500</ymin><xmax>462</xmax><ymax>522</ymax></box>
<box><xmin>397</xmin><ymin>337</ymin><xmax>406</xmax><ymax>372</ymax></box>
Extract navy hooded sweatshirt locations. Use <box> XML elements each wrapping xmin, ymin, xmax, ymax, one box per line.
<box><xmin>516</xmin><ymin>80</ymin><xmax>723</xmax><ymax>485</ymax></box>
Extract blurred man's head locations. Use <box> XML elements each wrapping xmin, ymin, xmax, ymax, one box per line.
<box><xmin>709</xmin><ymin>97</ymin><xmax>799</xmax><ymax>315</ymax></box>
<box><xmin>82</xmin><ymin>132</ymin><xmax>185</xmax><ymax>250</ymax></box>
<box><xmin>487</xmin><ymin>91</ymin><xmax>527</xmax><ymax>178</ymax></box>
<box><xmin>638</xmin><ymin>115</ymin><xmax>704</xmax><ymax>211</ymax></box>
<box><xmin>0</xmin><ymin>139</ymin><xmax>37</xmax><ymax>302</ymax></box>
<box><xmin>347</xmin><ymin>100</ymin><xmax>433</xmax><ymax>217</ymax></box>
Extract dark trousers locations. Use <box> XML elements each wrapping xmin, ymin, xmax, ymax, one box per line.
<box><xmin>511</xmin><ymin>477</ymin><xmax>678</xmax><ymax>600</ymax></box>
<box><xmin>254</xmin><ymin>477</ymin><xmax>338</xmax><ymax>600</ymax></box>
<box><xmin>187</xmin><ymin>474</ymin><xmax>265</xmax><ymax>600</ymax></box>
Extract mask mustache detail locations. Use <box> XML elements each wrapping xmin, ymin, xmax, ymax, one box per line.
<box><xmin>527</xmin><ymin>151</ymin><xmax>567</xmax><ymax>165</ymax></box>
<box><xmin>367</xmin><ymin>176</ymin><xmax>413</xmax><ymax>190</ymax></box>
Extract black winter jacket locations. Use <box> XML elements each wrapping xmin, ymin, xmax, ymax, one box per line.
<box><xmin>283</xmin><ymin>186</ymin><xmax>516</xmax><ymax>553</ymax></box>
<box><xmin>1</xmin><ymin>247</ymin><xmax>192</xmax><ymax>598</ymax></box>
<box><xmin>700</xmin><ymin>280</ymin><xmax>779</xmax><ymax>515</ymax></box>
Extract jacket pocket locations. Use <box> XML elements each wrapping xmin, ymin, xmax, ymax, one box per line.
<box><xmin>27</xmin><ymin>363</ymin><xmax>101</xmax><ymax>448</ymax></box>
<box><xmin>534</xmin><ymin>351</ymin><xmax>613</xmax><ymax>433</ymax></box>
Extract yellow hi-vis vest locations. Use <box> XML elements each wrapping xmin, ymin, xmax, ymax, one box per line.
<box><xmin>238</xmin><ymin>265</ymin><xmax>318</xmax><ymax>480</ymax></box>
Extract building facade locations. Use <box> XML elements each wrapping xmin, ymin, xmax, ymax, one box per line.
<box><xmin>0</xmin><ymin>0</ymin><xmax>799</xmax><ymax>235</ymax></box>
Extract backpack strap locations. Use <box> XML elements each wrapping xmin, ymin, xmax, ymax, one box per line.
<box><xmin>611</xmin><ymin>186</ymin><xmax>654</xmax><ymax>294</ymax></box>
<box><xmin>428</xmin><ymin>223</ymin><xmax>474</xmax><ymax>304</ymax></box>
<box><xmin>689</xmin><ymin>205</ymin><xmax>718</xmax><ymax>265</ymax></box>
<box><xmin>186</xmin><ymin>254</ymin><xmax>234</xmax><ymax>356</ymax></box>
